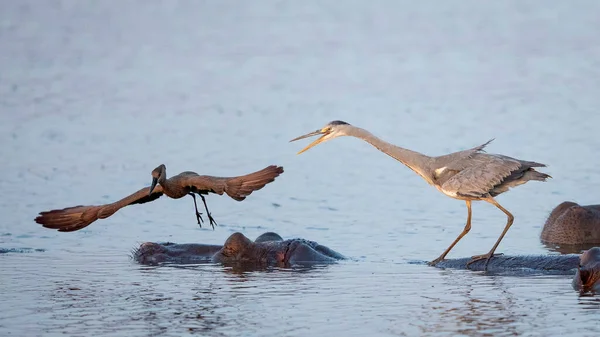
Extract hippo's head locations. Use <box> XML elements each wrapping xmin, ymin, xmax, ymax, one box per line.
<box><xmin>573</xmin><ymin>247</ymin><xmax>600</xmax><ymax>293</ymax></box>
<box><xmin>133</xmin><ymin>232</ymin><xmax>344</xmax><ymax>267</ymax></box>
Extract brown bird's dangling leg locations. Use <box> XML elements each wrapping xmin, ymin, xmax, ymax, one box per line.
<box><xmin>466</xmin><ymin>197</ymin><xmax>514</xmax><ymax>271</ymax></box>
<box><xmin>429</xmin><ymin>200</ymin><xmax>473</xmax><ymax>266</ymax></box>
<box><xmin>188</xmin><ymin>193</ymin><xmax>205</xmax><ymax>227</ymax></box>
<box><xmin>199</xmin><ymin>194</ymin><xmax>218</xmax><ymax>230</ymax></box>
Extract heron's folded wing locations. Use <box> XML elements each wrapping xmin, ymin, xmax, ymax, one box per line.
<box><xmin>440</xmin><ymin>155</ymin><xmax>521</xmax><ymax>198</ymax></box>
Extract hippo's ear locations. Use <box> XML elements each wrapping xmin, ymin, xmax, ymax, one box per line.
<box><xmin>255</xmin><ymin>232</ymin><xmax>283</xmax><ymax>243</ymax></box>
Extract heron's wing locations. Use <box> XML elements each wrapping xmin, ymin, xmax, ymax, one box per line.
<box><xmin>35</xmin><ymin>185</ymin><xmax>164</xmax><ymax>232</ymax></box>
<box><xmin>435</xmin><ymin>139</ymin><xmax>495</xmax><ymax>170</ymax></box>
<box><xmin>440</xmin><ymin>154</ymin><xmax>522</xmax><ymax>198</ymax></box>
<box><xmin>182</xmin><ymin>165</ymin><xmax>284</xmax><ymax>201</ymax></box>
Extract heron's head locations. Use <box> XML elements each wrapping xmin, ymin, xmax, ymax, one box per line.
<box><xmin>149</xmin><ymin>164</ymin><xmax>166</xmax><ymax>195</ymax></box>
<box><xmin>290</xmin><ymin>120</ymin><xmax>352</xmax><ymax>154</ymax></box>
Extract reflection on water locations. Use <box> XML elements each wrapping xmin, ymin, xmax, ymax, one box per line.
<box><xmin>542</xmin><ymin>242</ymin><xmax>600</xmax><ymax>255</ymax></box>
<box><xmin>2</xmin><ymin>0</ymin><xmax>600</xmax><ymax>336</ymax></box>
<box><xmin>159</xmin><ymin>260</ymin><xmax>334</xmax><ymax>276</ymax></box>
<box><xmin>424</xmin><ymin>275</ymin><xmax>519</xmax><ymax>336</ymax></box>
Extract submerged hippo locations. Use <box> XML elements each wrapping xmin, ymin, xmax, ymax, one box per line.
<box><xmin>541</xmin><ymin>201</ymin><xmax>600</xmax><ymax>245</ymax></box>
<box><xmin>432</xmin><ymin>247</ymin><xmax>600</xmax><ymax>293</ymax></box>
<box><xmin>135</xmin><ymin>232</ymin><xmax>600</xmax><ymax>293</ymax></box>
<box><xmin>134</xmin><ymin>232</ymin><xmax>345</xmax><ymax>267</ymax></box>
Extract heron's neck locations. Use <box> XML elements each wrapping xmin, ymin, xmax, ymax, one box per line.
<box><xmin>349</xmin><ymin>127</ymin><xmax>434</xmax><ymax>184</ymax></box>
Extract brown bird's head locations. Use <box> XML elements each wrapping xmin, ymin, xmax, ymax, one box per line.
<box><xmin>289</xmin><ymin>120</ymin><xmax>352</xmax><ymax>155</ymax></box>
<box><xmin>149</xmin><ymin>164</ymin><xmax>166</xmax><ymax>195</ymax></box>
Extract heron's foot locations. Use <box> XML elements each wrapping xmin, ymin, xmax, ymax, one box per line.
<box><xmin>428</xmin><ymin>255</ymin><xmax>447</xmax><ymax>266</ymax></box>
<box><xmin>206</xmin><ymin>212</ymin><xmax>218</xmax><ymax>230</ymax></box>
<box><xmin>466</xmin><ymin>252</ymin><xmax>504</xmax><ymax>270</ymax></box>
<box><xmin>195</xmin><ymin>211</ymin><xmax>205</xmax><ymax>227</ymax></box>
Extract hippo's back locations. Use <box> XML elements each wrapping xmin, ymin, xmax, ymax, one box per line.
<box><xmin>541</xmin><ymin>202</ymin><xmax>600</xmax><ymax>244</ymax></box>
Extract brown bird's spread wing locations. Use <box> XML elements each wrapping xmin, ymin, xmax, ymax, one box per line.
<box><xmin>440</xmin><ymin>154</ymin><xmax>522</xmax><ymax>198</ymax></box>
<box><xmin>35</xmin><ymin>185</ymin><xmax>164</xmax><ymax>232</ymax></box>
<box><xmin>183</xmin><ymin>165</ymin><xmax>284</xmax><ymax>201</ymax></box>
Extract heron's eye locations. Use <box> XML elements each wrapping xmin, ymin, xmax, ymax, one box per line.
<box><xmin>321</xmin><ymin>127</ymin><xmax>331</xmax><ymax>133</ymax></box>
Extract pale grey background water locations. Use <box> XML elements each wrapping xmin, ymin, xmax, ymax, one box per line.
<box><xmin>1</xmin><ymin>1</ymin><xmax>600</xmax><ymax>336</ymax></box>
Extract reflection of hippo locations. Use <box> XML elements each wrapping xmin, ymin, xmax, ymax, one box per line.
<box><xmin>541</xmin><ymin>201</ymin><xmax>600</xmax><ymax>245</ymax></box>
<box><xmin>432</xmin><ymin>248</ymin><xmax>600</xmax><ymax>293</ymax></box>
<box><xmin>134</xmin><ymin>232</ymin><xmax>345</xmax><ymax>267</ymax></box>
<box><xmin>573</xmin><ymin>247</ymin><xmax>600</xmax><ymax>293</ymax></box>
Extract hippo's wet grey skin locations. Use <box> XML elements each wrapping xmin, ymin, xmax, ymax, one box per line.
<box><xmin>134</xmin><ymin>242</ymin><xmax>223</xmax><ymax>265</ymax></box>
<box><xmin>432</xmin><ymin>254</ymin><xmax>581</xmax><ymax>275</ymax></box>
<box><xmin>134</xmin><ymin>232</ymin><xmax>345</xmax><ymax>267</ymax></box>
<box><xmin>573</xmin><ymin>247</ymin><xmax>600</xmax><ymax>293</ymax></box>
<box><xmin>541</xmin><ymin>202</ymin><xmax>600</xmax><ymax>245</ymax></box>
<box><xmin>431</xmin><ymin>251</ymin><xmax>600</xmax><ymax>293</ymax></box>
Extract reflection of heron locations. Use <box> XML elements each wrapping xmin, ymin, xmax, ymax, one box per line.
<box><xmin>291</xmin><ymin>120</ymin><xmax>550</xmax><ymax>269</ymax></box>
<box><xmin>35</xmin><ymin>164</ymin><xmax>284</xmax><ymax>232</ymax></box>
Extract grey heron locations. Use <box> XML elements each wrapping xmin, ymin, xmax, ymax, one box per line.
<box><xmin>290</xmin><ymin>120</ymin><xmax>550</xmax><ymax>269</ymax></box>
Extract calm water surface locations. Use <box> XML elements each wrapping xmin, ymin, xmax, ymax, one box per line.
<box><xmin>2</xmin><ymin>1</ymin><xmax>600</xmax><ymax>336</ymax></box>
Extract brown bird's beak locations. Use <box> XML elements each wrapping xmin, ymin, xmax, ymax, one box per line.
<box><xmin>149</xmin><ymin>177</ymin><xmax>158</xmax><ymax>195</ymax></box>
<box><xmin>289</xmin><ymin>129</ymin><xmax>330</xmax><ymax>155</ymax></box>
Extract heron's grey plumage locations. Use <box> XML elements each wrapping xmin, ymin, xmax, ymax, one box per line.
<box><xmin>434</xmin><ymin>152</ymin><xmax>549</xmax><ymax>199</ymax></box>
<box><xmin>290</xmin><ymin>120</ymin><xmax>551</xmax><ymax>270</ymax></box>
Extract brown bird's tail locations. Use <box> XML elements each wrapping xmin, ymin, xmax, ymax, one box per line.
<box><xmin>224</xmin><ymin>165</ymin><xmax>284</xmax><ymax>201</ymax></box>
<box><xmin>35</xmin><ymin>204</ymin><xmax>117</xmax><ymax>232</ymax></box>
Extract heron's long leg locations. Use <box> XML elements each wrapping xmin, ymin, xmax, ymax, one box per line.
<box><xmin>199</xmin><ymin>194</ymin><xmax>218</xmax><ymax>230</ymax></box>
<box><xmin>466</xmin><ymin>197</ymin><xmax>514</xmax><ymax>270</ymax></box>
<box><xmin>188</xmin><ymin>193</ymin><xmax>204</xmax><ymax>227</ymax></box>
<box><xmin>429</xmin><ymin>200</ymin><xmax>472</xmax><ymax>266</ymax></box>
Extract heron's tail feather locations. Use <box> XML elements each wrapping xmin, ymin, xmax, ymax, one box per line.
<box><xmin>225</xmin><ymin>165</ymin><xmax>284</xmax><ymax>201</ymax></box>
<box><xmin>519</xmin><ymin>160</ymin><xmax>547</xmax><ymax>168</ymax></box>
<box><xmin>524</xmin><ymin>169</ymin><xmax>552</xmax><ymax>182</ymax></box>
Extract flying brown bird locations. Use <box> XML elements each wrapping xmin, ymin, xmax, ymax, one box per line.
<box><xmin>35</xmin><ymin>164</ymin><xmax>284</xmax><ymax>232</ymax></box>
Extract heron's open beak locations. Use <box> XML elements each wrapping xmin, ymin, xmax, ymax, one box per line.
<box><xmin>289</xmin><ymin>129</ymin><xmax>330</xmax><ymax>155</ymax></box>
<box><xmin>149</xmin><ymin>177</ymin><xmax>158</xmax><ymax>195</ymax></box>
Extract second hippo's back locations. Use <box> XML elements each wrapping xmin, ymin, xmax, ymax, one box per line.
<box><xmin>541</xmin><ymin>202</ymin><xmax>600</xmax><ymax>244</ymax></box>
